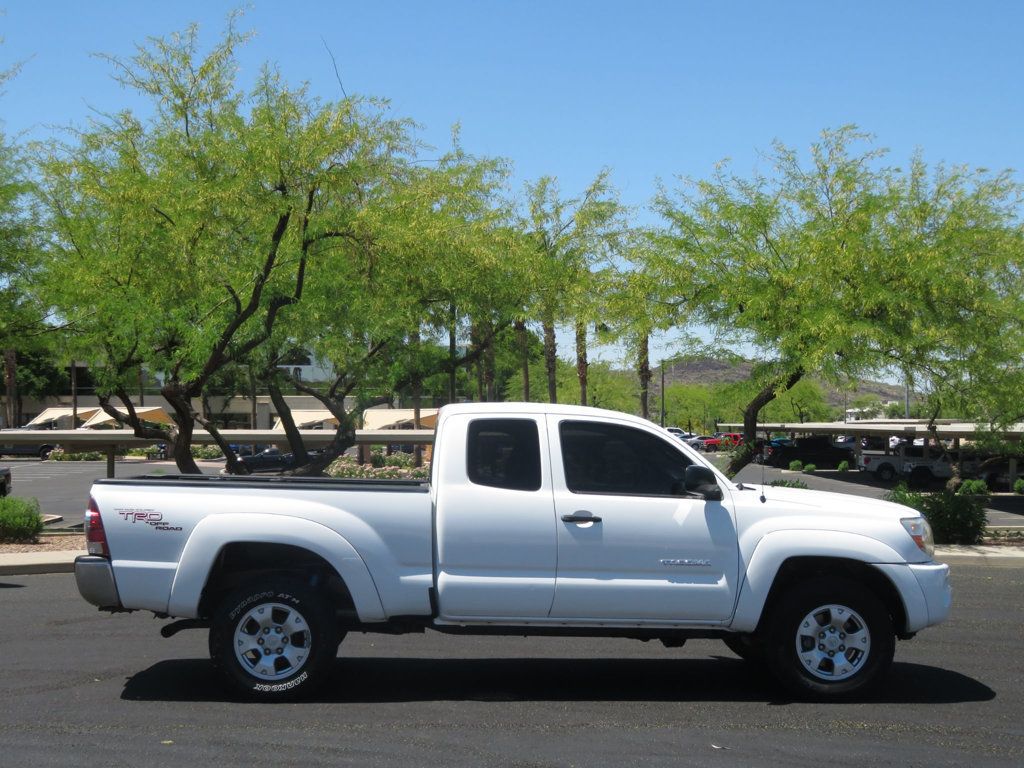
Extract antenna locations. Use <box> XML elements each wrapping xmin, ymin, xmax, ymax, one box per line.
<box><xmin>759</xmin><ymin>429</ymin><xmax>767</xmax><ymax>503</ymax></box>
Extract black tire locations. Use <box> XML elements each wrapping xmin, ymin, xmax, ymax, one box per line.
<box><xmin>209</xmin><ymin>577</ymin><xmax>340</xmax><ymax>701</ymax></box>
<box><xmin>876</xmin><ymin>463</ymin><xmax>896</xmax><ymax>482</ymax></box>
<box><xmin>39</xmin><ymin>447</ymin><xmax>52</xmax><ymax>460</ymax></box>
<box><xmin>764</xmin><ymin>578</ymin><xmax>894</xmax><ymax>701</ymax></box>
<box><xmin>723</xmin><ymin>633</ymin><xmax>765</xmax><ymax>663</ymax></box>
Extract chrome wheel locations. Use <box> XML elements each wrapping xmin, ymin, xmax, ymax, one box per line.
<box><xmin>795</xmin><ymin>603</ymin><xmax>870</xmax><ymax>682</ymax></box>
<box><xmin>232</xmin><ymin>601</ymin><xmax>313</xmax><ymax>682</ymax></box>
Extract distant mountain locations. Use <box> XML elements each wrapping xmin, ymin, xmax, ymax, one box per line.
<box><xmin>658</xmin><ymin>357</ymin><xmax>906</xmax><ymax>409</ymax></box>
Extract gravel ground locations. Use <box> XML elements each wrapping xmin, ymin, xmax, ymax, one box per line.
<box><xmin>0</xmin><ymin>534</ymin><xmax>86</xmax><ymax>554</ymax></box>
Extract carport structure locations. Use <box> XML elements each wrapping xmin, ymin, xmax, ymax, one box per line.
<box><xmin>721</xmin><ymin>419</ymin><xmax>1023</xmax><ymax>484</ymax></box>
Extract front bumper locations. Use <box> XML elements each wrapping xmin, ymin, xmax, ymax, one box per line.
<box><xmin>874</xmin><ymin>561</ymin><xmax>952</xmax><ymax>633</ymax></box>
<box><xmin>908</xmin><ymin>561</ymin><xmax>952</xmax><ymax>627</ymax></box>
<box><xmin>74</xmin><ymin>555</ymin><xmax>122</xmax><ymax>610</ymax></box>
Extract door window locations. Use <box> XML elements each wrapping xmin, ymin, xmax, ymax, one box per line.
<box><xmin>560</xmin><ymin>420</ymin><xmax>693</xmax><ymax>496</ymax></box>
<box><xmin>466</xmin><ymin>418</ymin><xmax>542</xmax><ymax>491</ymax></box>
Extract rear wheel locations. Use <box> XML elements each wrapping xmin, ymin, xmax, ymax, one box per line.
<box><xmin>209</xmin><ymin>577</ymin><xmax>339</xmax><ymax>701</ymax></box>
<box><xmin>876</xmin><ymin>463</ymin><xmax>896</xmax><ymax>482</ymax></box>
<box><xmin>764</xmin><ymin>578</ymin><xmax>894</xmax><ymax>701</ymax></box>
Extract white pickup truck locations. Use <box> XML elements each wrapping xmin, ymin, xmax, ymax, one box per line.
<box><xmin>75</xmin><ymin>403</ymin><xmax>951</xmax><ymax>702</ymax></box>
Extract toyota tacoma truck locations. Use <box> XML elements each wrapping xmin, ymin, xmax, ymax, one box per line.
<box><xmin>74</xmin><ymin>403</ymin><xmax>951</xmax><ymax>701</ymax></box>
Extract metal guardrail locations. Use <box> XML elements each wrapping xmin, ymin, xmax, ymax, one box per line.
<box><xmin>0</xmin><ymin>428</ymin><xmax>435</xmax><ymax>477</ymax></box>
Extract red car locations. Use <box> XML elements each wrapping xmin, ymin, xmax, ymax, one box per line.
<box><xmin>702</xmin><ymin>433</ymin><xmax>743</xmax><ymax>451</ymax></box>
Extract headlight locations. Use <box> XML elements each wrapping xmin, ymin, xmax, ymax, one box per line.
<box><xmin>901</xmin><ymin>516</ymin><xmax>935</xmax><ymax>557</ymax></box>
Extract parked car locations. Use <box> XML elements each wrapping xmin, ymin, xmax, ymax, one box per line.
<box><xmin>234</xmin><ymin>447</ymin><xmax>323</xmax><ymax>474</ymax></box>
<box><xmin>703</xmin><ymin>433</ymin><xmax>743</xmax><ymax>452</ymax></box>
<box><xmin>0</xmin><ymin>429</ymin><xmax>56</xmax><ymax>459</ymax></box>
<box><xmin>685</xmin><ymin>435</ymin><xmax>715</xmax><ymax>450</ymax></box>
<box><xmin>768</xmin><ymin>436</ymin><xmax>855</xmax><ymax>469</ymax></box>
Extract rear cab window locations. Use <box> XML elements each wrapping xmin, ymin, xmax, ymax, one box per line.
<box><xmin>466</xmin><ymin>418</ymin><xmax>542</xmax><ymax>492</ymax></box>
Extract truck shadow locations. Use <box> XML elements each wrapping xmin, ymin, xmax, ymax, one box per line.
<box><xmin>121</xmin><ymin>657</ymin><xmax>994</xmax><ymax>705</ymax></box>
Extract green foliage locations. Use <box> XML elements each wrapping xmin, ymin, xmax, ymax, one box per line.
<box><xmin>48</xmin><ymin>449</ymin><xmax>105</xmax><ymax>461</ymax></box>
<box><xmin>837</xmin><ymin>460</ymin><xmax>850</xmax><ymax>472</ymax></box>
<box><xmin>884</xmin><ymin>483</ymin><xmax>925</xmax><ymax>512</ymax></box>
<box><xmin>1014</xmin><ymin>478</ymin><xmax>1024</xmax><ymax>495</ymax></box>
<box><xmin>190</xmin><ymin>446</ymin><xmax>224</xmax><ymax>460</ymax></box>
<box><xmin>957</xmin><ymin>478</ymin><xmax>990</xmax><ymax>496</ymax></box>
<box><xmin>326</xmin><ymin>456</ymin><xmax>429</xmax><ymax>480</ymax></box>
<box><xmin>884</xmin><ymin>484</ymin><xmax>987</xmax><ymax>545</ymax></box>
<box><xmin>655</xmin><ymin>126</ymin><xmax>1024</xmax><ymax>439</ymax></box>
<box><xmin>0</xmin><ymin>497</ymin><xmax>43</xmax><ymax>543</ymax></box>
<box><xmin>788</xmin><ymin>460</ymin><xmax>804</xmax><ymax>471</ymax></box>
<box><xmin>769</xmin><ymin>479</ymin><xmax>809</xmax><ymax>489</ymax></box>
<box><xmin>802</xmin><ymin>463</ymin><xmax>817</xmax><ymax>474</ymax></box>
<box><xmin>368</xmin><ymin>448</ymin><xmax>419</xmax><ymax>469</ymax></box>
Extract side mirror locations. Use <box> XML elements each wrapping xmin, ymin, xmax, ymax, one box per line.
<box><xmin>684</xmin><ymin>464</ymin><xmax>724</xmax><ymax>501</ymax></box>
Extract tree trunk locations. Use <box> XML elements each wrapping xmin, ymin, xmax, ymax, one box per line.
<box><xmin>543</xmin><ymin>319</ymin><xmax>557</xmax><ymax>404</ymax></box>
<box><xmin>575</xmin><ymin>320</ymin><xmax>588</xmax><ymax>406</ymax></box>
<box><xmin>268</xmin><ymin>375</ymin><xmax>309</xmax><ymax>465</ymax></box>
<box><xmin>248</xmin><ymin>365</ymin><xmax>258</xmax><ymax>429</ymax></box>
<box><xmin>727</xmin><ymin>368</ymin><xmax>806</xmax><ymax>477</ymax></box>
<box><xmin>515</xmin><ymin>319</ymin><xmax>530</xmax><ymax>400</ymax></box>
<box><xmin>3</xmin><ymin>348</ymin><xmax>17</xmax><ymax>428</ymax></box>
<box><xmin>160</xmin><ymin>386</ymin><xmax>202</xmax><ymax>475</ymax></box>
<box><xmin>742</xmin><ymin>369</ymin><xmax>803</xmax><ymax>445</ymax></box>
<box><xmin>484</xmin><ymin>323</ymin><xmax>496</xmax><ymax>402</ymax></box>
<box><xmin>411</xmin><ymin>328</ymin><xmax>423</xmax><ymax>468</ymax></box>
<box><xmin>638</xmin><ymin>334</ymin><xmax>651</xmax><ymax>420</ymax></box>
<box><xmin>448</xmin><ymin>302</ymin><xmax>457</xmax><ymax>404</ymax></box>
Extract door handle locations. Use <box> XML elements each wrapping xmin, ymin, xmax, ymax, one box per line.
<box><xmin>561</xmin><ymin>512</ymin><xmax>602</xmax><ymax>523</ymax></box>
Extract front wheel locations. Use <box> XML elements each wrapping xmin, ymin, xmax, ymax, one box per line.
<box><xmin>764</xmin><ymin>579</ymin><xmax>894</xmax><ymax>701</ymax></box>
<box><xmin>209</xmin><ymin>578</ymin><xmax>339</xmax><ymax>701</ymax></box>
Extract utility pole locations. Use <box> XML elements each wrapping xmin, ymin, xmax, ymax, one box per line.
<box><xmin>660</xmin><ymin>361</ymin><xmax>666</xmax><ymax>427</ymax></box>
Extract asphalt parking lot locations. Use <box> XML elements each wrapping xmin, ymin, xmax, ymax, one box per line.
<box><xmin>1</xmin><ymin>559</ymin><xmax>1021</xmax><ymax>767</ymax></box>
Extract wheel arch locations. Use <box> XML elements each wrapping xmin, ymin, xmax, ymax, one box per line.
<box><xmin>752</xmin><ymin>556</ymin><xmax>908</xmax><ymax>636</ymax></box>
<box><xmin>731</xmin><ymin>531</ymin><xmax>911</xmax><ymax>635</ymax></box>
<box><xmin>167</xmin><ymin>514</ymin><xmax>386</xmax><ymax>622</ymax></box>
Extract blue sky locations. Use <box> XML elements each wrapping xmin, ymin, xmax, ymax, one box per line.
<box><xmin>2</xmin><ymin>1</ymin><xmax>1022</xmax><ymax>363</ymax></box>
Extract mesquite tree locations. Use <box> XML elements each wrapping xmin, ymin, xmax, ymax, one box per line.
<box><xmin>38</xmin><ymin>21</ymin><xmax>415</xmax><ymax>473</ymax></box>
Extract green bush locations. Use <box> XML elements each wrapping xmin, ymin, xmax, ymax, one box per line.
<box><xmin>957</xmin><ymin>478</ymin><xmax>989</xmax><ymax>496</ymax></box>
<box><xmin>125</xmin><ymin>447</ymin><xmax>151</xmax><ymax>457</ymax></box>
<box><xmin>788</xmin><ymin>460</ymin><xmax>803</xmax><ymax>471</ymax></box>
<box><xmin>802</xmin><ymin>463</ymin><xmax>817</xmax><ymax>474</ymax></box>
<box><xmin>190</xmin><ymin>445</ymin><xmax>224</xmax><ymax>460</ymax></box>
<box><xmin>885</xmin><ymin>483</ymin><xmax>924</xmax><ymax>512</ymax></box>
<box><xmin>327</xmin><ymin>456</ymin><xmax>429</xmax><ymax>480</ymax></box>
<box><xmin>0</xmin><ymin>497</ymin><xmax>44</xmax><ymax>543</ymax></box>
<box><xmin>837</xmin><ymin>460</ymin><xmax>850</xmax><ymax>473</ymax></box>
<box><xmin>48</xmin><ymin>448</ymin><xmax>106</xmax><ymax>461</ymax></box>
<box><xmin>1014</xmin><ymin>478</ymin><xmax>1024</xmax><ymax>495</ymax></box>
<box><xmin>769</xmin><ymin>479</ymin><xmax>809</xmax><ymax>489</ymax></box>
<box><xmin>885</xmin><ymin>483</ymin><xmax>986</xmax><ymax>545</ymax></box>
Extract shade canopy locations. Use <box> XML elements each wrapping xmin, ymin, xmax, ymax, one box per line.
<box><xmin>272</xmin><ymin>410</ymin><xmax>341</xmax><ymax>430</ymax></box>
<box><xmin>361</xmin><ymin>408</ymin><xmax>439</xmax><ymax>430</ymax></box>
<box><xmin>80</xmin><ymin>406</ymin><xmax>175</xmax><ymax>429</ymax></box>
<box><xmin>25</xmin><ymin>406</ymin><xmax>101</xmax><ymax>427</ymax></box>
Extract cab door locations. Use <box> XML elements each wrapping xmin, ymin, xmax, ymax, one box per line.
<box><xmin>434</xmin><ymin>413</ymin><xmax>557</xmax><ymax>620</ymax></box>
<box><xmin>548</xmin><ymin>416</ymin><xmax>739</xmax><ymax>623</ymax></box>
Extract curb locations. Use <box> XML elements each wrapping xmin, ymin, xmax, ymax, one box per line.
<box><xmin>0</xmin><ymin>551</ymin><xmax>79</xmax><ymax>576</ymax></box>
